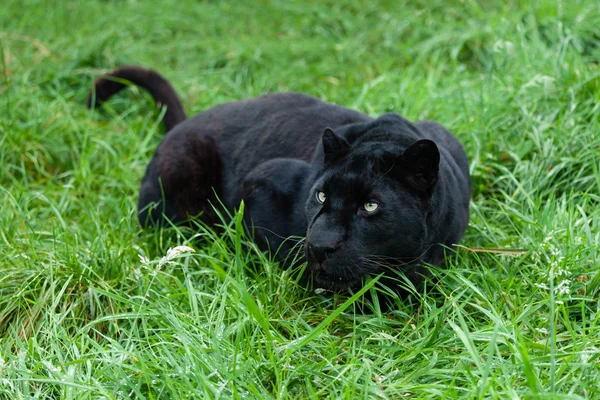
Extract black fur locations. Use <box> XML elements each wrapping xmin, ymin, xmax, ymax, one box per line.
<box><xmin>88</xmin><ymin>66</ymin><xmax>471</xmax><ymax>294</ymax></box>
<box><xmin>88</xmin><ymin>66</ymin><xmax>186</xmax><ymax>131</ymax></box>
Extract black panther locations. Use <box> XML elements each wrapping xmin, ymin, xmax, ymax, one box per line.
<box><xmin>88</xmin><ymin>66</ymin><xmax>471</xmax><ymax>293</ymax></box>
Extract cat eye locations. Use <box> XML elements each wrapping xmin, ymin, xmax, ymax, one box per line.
<box><xmin>316</xmin><ymin>191</ymin><xmax>327</xmax><ymax>203</ymax></box>
<box><xmin>363</xmin><ymin>201</ymin><xmax>379</xmax><ymax>212</ymax></box>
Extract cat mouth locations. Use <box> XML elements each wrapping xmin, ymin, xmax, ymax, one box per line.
<box><xmin>307</xmin><ymin>261</ymin><xmax>363</xmax><ymax>290</ymax></box>
<box><xmin>304</xmin><ymin>245</ymin><xmax>367</xmax><ymax>290</ymax></box>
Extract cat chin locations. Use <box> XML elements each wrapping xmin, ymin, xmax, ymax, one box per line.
<box><xmin>307</xmin><ymin>267</ymin><xmax>364</xmax><ymax>292</ymax></box>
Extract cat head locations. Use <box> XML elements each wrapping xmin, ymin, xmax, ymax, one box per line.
<box><xmin>304</xmin><ymin>124</ymin><xmax>440</xmax><ymax>290</ymax></box>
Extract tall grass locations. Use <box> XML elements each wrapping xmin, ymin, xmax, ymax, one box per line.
<box><xmin>1</xmin><ymin>0</ymin><xmax>599</xmax><ymax>398</ymax></box>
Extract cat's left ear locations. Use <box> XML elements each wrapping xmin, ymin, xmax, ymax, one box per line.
<box><xmin>401</xmin><ymin>139</ymin><xmax>440</xmax><ymax>191</ymax></box>
<box><xmin>322</xmin><ymin>127</ymin><xmax>350</xmax><ymax>165</ymax></box>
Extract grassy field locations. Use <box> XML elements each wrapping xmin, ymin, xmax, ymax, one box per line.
<box><xmin>1</xmin><ymin>0</ymin><xmax>600</xmax><ymax>398</ymax></box>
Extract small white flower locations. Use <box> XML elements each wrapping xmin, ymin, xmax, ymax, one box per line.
<box><xmin>166</xmin><ymin>246</ymin><xmax>195</xmax><ymax>259</ymax></box>
<box><xmin>43</xmin><ymin>360</ymin><xmax>60</xmax><ymax>373</ymax></box>
<box><xmin>581</xmin><ymin>351</ymin><xmax>592</xmax><ymax>364</ymax></box>
<box><xmin>542</xmin><ymin>234</ymin><xmax>553</xmax><ymax>245</ymax></box>
<box><xmin>535</xmin><ymin>328</ymin><xmax>549</xmax><ymax>335</ymax></box>
<box><xmin>492</xmin><ymin>40</ymin><xmax>514</xmax><ymax>53</ymax></box>
<box><xmin>158</xmin><ymin>246</ymin><xmax>195</xmax><ymax>267</ymax></box>
<box><xmin>556</xmin><ymin>279</ymin><xmax>571</xmax><ymax>295</ymax></box>
<box><xmin>138</xmin><ymin>254</ymin><xmax>150</xmax><ymax>266</ymax></box>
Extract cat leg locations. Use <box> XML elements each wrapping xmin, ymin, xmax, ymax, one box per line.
<box><xmin>138</xmin><ymin>130</ymin><xmax>223</xmax><ymax>228</ymax></box>
<box><xmin>240</xmin><ymin>158</ymin><xmax>311</xmax><ymax>265</ymax></box>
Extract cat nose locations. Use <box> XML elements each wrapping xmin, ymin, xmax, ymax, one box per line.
<box><xmin>309</xmin><ymin>241</ymin><xmax>340</xmax><ymax>264</ymax></box>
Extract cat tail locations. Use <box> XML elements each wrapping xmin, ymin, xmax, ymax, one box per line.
<box><xmin>87</xmin><ymin>66</ymin><xmax>187</xmax><ymax>132</ymax></box>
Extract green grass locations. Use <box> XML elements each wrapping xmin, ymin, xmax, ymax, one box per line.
<box><xmin>1</xmin><ymin>0</ymin><xmax>600</xmax><ymax>398</ymax></box>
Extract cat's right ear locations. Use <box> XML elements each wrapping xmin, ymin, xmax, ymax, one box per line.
<box><xmin>401</xmin><ymin>139</ymin><xmax>440</xmax><ymax>191</ymax></box>
<box><xmin>322</xmin><ymin>127</ymin><xmax>350</xmax><ymax>165</ymax></box>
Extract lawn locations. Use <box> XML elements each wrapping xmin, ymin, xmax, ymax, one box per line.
<box><xmin>1</xmin><ymin>0</ymin><xmax>600</xmax><ymax>398</ymax></box>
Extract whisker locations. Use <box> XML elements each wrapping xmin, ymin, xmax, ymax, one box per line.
<box><xmin>361</xmin><ymin>243</ymin><xmax>437</xmax><ymax>269</ymax></box>
<box><xmin>251</xmin><ymin>226</ymin><xmax>304</xmax><ymax>242</ymax></box>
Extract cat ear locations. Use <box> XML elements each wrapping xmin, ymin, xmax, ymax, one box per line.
<box><xmin>401</xmin><ymin>139</ymin><xmax>440</xmax><ymax>191</ymax></box>
<box><xmin>322</xmin><ymin>127</ymin><xmax>350</xmax><ymax>165</ymax></box>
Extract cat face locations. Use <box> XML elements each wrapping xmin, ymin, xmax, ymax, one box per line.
<box><xmin>304</xmin><ymin>128</ymin><xmax>440</xmax><ymax>290</ymax></box>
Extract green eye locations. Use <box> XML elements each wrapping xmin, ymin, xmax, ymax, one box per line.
<box><xmin>316</xmin><ymin>191</ymin><xmax>327</xmax><ymax>203</ymax></box>
<box><xmin>363</xmin><ymin>201</ymin><xmax>379</xmax><ymax>212</ymax></box>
